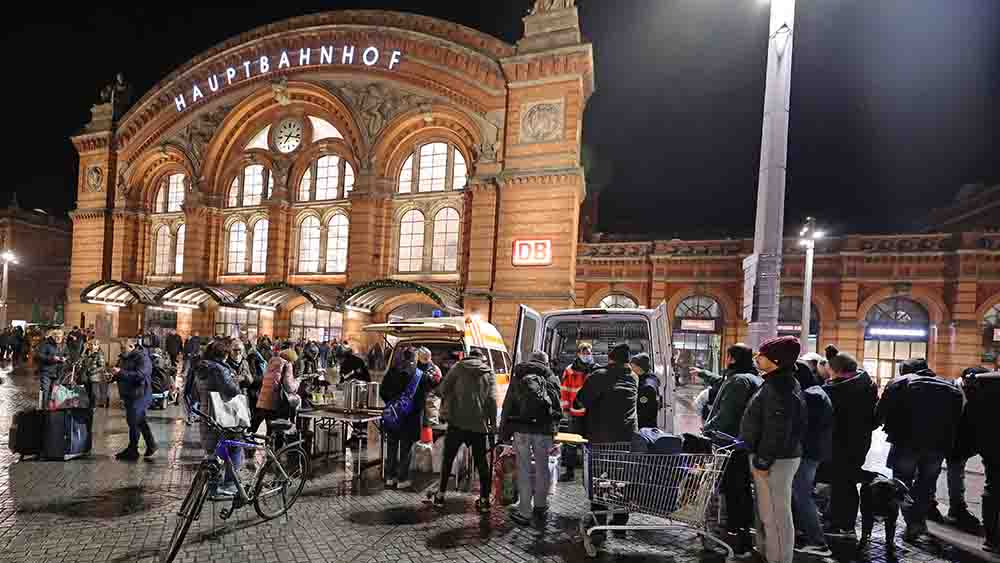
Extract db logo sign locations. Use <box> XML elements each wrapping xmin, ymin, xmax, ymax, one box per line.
<box><xmin>512</xmin><ymin>239</ymin><xmax>552</xmax><ymax>267</ymax></box>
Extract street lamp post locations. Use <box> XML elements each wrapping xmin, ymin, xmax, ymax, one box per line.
<box><xmin>746</xmin><ymin>0</ymin><xmax>797</xmax><ymax>351</ymax></box>
<box><xmin>0</xmin><ymin>251</ymin><xmax>17</xmax><ymax>330</ymax></box>
<box><xmin>799</xmin><ymin>218</ymin><xmax>824</xmax><ymax>353</ymax></box>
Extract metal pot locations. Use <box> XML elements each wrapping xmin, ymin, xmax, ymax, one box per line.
<box><xmin>367</xmin><ymin>383</ymin><xmax>384</xmax><ymax>410</ymax></box>
<box><xmin>347</xmin><ymin>381</ymin><xmax>368</xmax><ymax>410</ymax></box>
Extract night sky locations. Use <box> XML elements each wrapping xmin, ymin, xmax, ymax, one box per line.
<box><xmin>3</xmin><ymin>0</ymin><xmax>998</xmax><ymax>238</ymax></box>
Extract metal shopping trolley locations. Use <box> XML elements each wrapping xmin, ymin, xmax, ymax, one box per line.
<box><xmin>580</xmin><ymin>433</ymin><xmax>741</xmax><ymax>559</ymax></box>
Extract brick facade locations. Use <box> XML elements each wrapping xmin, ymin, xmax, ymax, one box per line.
<box><xmin>0</xmin><ymin>202</ymin><xmax>72</xmax><ymax>325</ymax></box>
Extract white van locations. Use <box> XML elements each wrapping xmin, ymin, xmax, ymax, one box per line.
<box><xmin>513</xmin><ymin>304</ymin><xmax>675</xmax><ymax>433</ymax></box>
<box><xmin>363</xmin><ymin>316</ymin><xmax>514</xmax><ymax>405</ymax></box>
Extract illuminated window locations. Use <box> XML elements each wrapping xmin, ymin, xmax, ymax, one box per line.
<box><xmin>308</xmin><ymin>116</ymin><xmax>343</xmax><ymax>141</ymax></box>
<box><xmin>227</xmin><ymin>222</ymin><xmax>247</xmax><ymax>274</ymax></box>
<box><xmin>154</xmin><ymin>226</ymin><xmax>172</xmax><ymax>275</ymax></box>
<box><xmin>290</xmin><ymin>304</ymin><xmax>343</xmax><ymax>342</ymax></box>
<box><xmin>315</xmin><ymin>156</ymin><xmax>340</xmax><ymax>200</ymax></box>
<box><xmin>245</xmin><ymin>125</ymin><xmax>271</xmax><ymax>151</ymax></box>
<box><xmin>602</xmin><ymin>294</ymin><xmax>639</xmax><ymax>309</ymax></box>
<box><xmin>398</xmin><ymin>210</ymin><xmax>425</xmax><ymax>273</ymax></box>
<box><xmin>215</xmin><ymin>307</ymin><xmax>259</xmax><ymax>340</ymax></box>
<box><xmin>344</xmin><ymin>163</ymin><xmax>355</xmax><ymax>196</ymax></box>
<box><xmin>298</xmin><ymin>217</ymin><xmax>321</xmax><ymax>273</ymax></box>
<box><xmin>251</xmin><ymin>220</ymin><xmax>269</xmax><ymax>274</ymax></box>
<box><xmin>227</xmin><ymin>178</ymin><xmax>239</xmax><ymax>208</ymax></box>
<box><xmin>398</xmin><ymin>143</ymin><xmax>468</xmax><ymax>194</ymax></box>
<box><xmin>174</xmin><ymin>225</ymin><xmax>186</xmax><ymax>275</ymax></box>
<box><xmin>299</xmin><ymin>155</ymin><xmax>354</xmax><ymax>201</ymax></box>
<box><xmin>326</xmin><ymin>215</ymin><xmax>349</xmax><ymax>273</ymax></box>
<box><xmin>432</xmin><ymin>208</ymin><xmax>460</xmax><ymax>272</ymax></box>
<box><xmin>243</xmin><ymin>165</ymin><xmax>265</xmax><ymax>206</ymax></box>
<box><xmin>299</xmin><ymin>168</ymin><xmax>312</xmax><ymax>201</ymax></box>
<box><xmin>166</xmin><ymin>174</ymin><xmax>185</xmax><ymax>212</ymax></box>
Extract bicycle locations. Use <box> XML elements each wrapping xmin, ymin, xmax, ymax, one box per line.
<box><xmin>162</xmin><ymin>407</ymin><xmax>309</xmax><ymax>563</ymax></box>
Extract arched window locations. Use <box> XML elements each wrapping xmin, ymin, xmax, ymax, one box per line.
<box><xmin>298</xmin><ymin>217</ymin><xmax>321</xmax><ymax>273</ymax></box>
<box><xmin>397</xmin><ymin>142</ymin><xmax>468</xmax><ymax>194</ymax></box>
<box><xmin>398</xmin><ymin>210</ymin><xmax>425</xmax><ymax>272</ymax></box>
<box><xmin>154</xmin><ymin>226</ymin><xmax>172</xmax><ymax>275</ymax></box>
<box><xmin>986</xmin><ymin>304</ymin><xmax>1000</xmax><ymax>327</ymax></box>
<box><xmin>299</xmin><ymin>155</ymin><xmax>355</xmax><ymax>201</ymax></box>
<box><xmin>226</xmin><ymin>165</ymin><xmax>272</xmax><ymax>208</ymax></box>
<box><xmin>675</xmin><ymin>296</ymin><xmax>721</xmax><ymax>319</ymax></box>
<box><xmin>290</xmin><ymin>303</ymin><xmax>344</xmax><ymax>342</ymax></box>
<box><xmin>251</xmin><ymin>220</ymin><xmax>269</xmax><ymax>274</ymax></box>
<box><xmin>155</xmin><ymin>174</ymin><xmax>186</xmax><ymax>213</ymax></box>
<box><xmin>600</xmin><ymin>294</ymin><xmax>639</xmax><ymax>309</ymax></box>
<box><xmin>227</xmin><ymin>222</ymin><xmax>247</xmax><ymax>274</ymax></box>
<box><xmin>326</xmin><ymin>215</ymin><xmax>349</xmax><ymax>273</ymax></box>
<box><xmin>863</xmin><ymin>296</ymin><xmax>930</xmax><ymax>389</ymax></box>
<box><xmin>432</xmin><ymin>208</ymin><xmax>460</xmax><ymax>272</ymax></box>
<box><xmin>174</xmin><ymin>225</ymin><xmax>186</xmax><ymax>275</ymax></box>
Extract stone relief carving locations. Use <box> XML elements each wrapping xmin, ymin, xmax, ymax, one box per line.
<box><xmin>520</xmin><ymin>100</ymin><xmax>564</xmax><ymax>143</ymax></box>
<box><xmin>319</xmin><ymin>81</ymin><xmax>435</xmax><ymax>144</ymax></box>
<box><xmin>271</xmin><ymin>77</ymin><xmax>292</xmax><ymax>106</ymax></box>
<box><xmin>531</xmin><ymin>0</ymin><xmax>575</xmax><ymax>14</ymax></box>
<box><xmin>85</xmin><ymin>166</ymin><xmax>104</xmax><ymax>192</ymax></box>
<box><xmin>172</xmin><ymin>104</ymin><xmax>234</xmax><ymax>171</ymax></box>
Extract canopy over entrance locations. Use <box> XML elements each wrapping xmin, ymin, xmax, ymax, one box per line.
<box><xmin>237</xmin><ymin>282</ymin><xmax>342</xmax><ymax>311</ymax></box>
<box><xmin>337</xmin><ymin>279</ymin><xmax>463</xmax><ymax>315</ymax></box>
<box><xmin>81</xmin><ymin>280</ymin><xmax>163</xmax><ymax>307</ymax></box>
<box><xmin>157</xmin><ymin>284</ymin><xmax>242</xmax><ymax>308</ymax></box>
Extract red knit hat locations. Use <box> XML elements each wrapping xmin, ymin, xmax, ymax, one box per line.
<box><xmin>758</xmin><ymin>336</ymin><xmax>801</xmax><ymax>367</ymax></box>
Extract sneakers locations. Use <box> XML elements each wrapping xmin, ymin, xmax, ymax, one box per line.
<box><xmin>727</xmin><ymin>530</ymin><xmax>753</xmax><ymax>560</ymax></box>
<box><xmin>209</xmin><ymin>483</ymin><xmax>238</xmax><ymax>501</ymax></box>
<box><xmin>114</xmin><ymin>449</ymin><xmax>140</xmax><ymax>461</ymax></box>
<box><xmin>510</xmin><ymin>511</ymin><xmax>532</xmax><ymax>526</ymax></box>
<box><xmin>385</xmin><ymin>479</ymin><xmax>397</xmax><ymax>489</ymax></box>
<box><xmin>949</xmin><ymin>508</ymin><xmax>982</xmax><ymax>532</ymax></box>
<box><xmin>795</xmin><ymin>544</ymin><xmax>833</xmax><ymax>557</ymax></box>
<box><xmin>928</xmin><ymin>504</ymin><xmax>946</xmax><ymax>523</ymax></box>
<box><xmin>397</xmin><ymin>480</ymin><xmax>413</xmax><ymax>491</ymax></box>
<box><xmin>904</xmin><ymin>523</ymin><xmax>928</xmax><ymax>543</ymax></box>
<box><xmin>824</xmin><ymin>527</ymin><xmax>857</xmax><ymax>539</ymax></box>
<box><xmin>558</xmin><ymin>471</ymin><xmax>576</xmax><ymax>483</ymax></box>
<box><xmin>430</xmin><ymin>493</ymin><xmax>445</xmax><ymax>509</ymax></box>
<box><xmin>144</xmin><ymin>446</ymin><xmax>158</xmax><ymax>459</ymax></box>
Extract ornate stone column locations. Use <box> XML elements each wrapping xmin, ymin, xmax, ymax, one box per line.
<box><xmin>265</xmin><ymin>156</ymin><xmax>293</xmax><ymax>283</ymax></box>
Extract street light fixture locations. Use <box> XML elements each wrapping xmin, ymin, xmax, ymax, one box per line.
<box><xmin>0</xmin><ymin>251</ymin><xmax>18</xmax><ymax>329</ymax></box>
<box><xmin>799</xmin><ymin>218</ymin><xmax>822</xmax><ymax>353</ymax></box>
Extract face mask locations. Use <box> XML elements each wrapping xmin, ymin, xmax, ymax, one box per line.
<box><xmin>580</xmin><ymin>354</ymin><xmax>594</xmax><ymax>365</ymax></box>
<box><xmin>630</xmin><ymin>366</ymin><xmax>642</xmax><ymax>377</ymax></box>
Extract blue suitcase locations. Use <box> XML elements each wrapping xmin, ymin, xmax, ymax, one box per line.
<box><xmin>42</xmin><ymin>409</ymin><xmax>92</xmax><ymax>461</ymax></box>
<box><xmin>9</xmin><ymin>409</ymin><xmax>45</xmax><ymax>459</ymax></box>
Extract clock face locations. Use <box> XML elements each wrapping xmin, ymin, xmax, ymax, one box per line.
<box><xmin>274</xmin><ymin>117</ymin><xmax>304</xmax><ymax>154</ymax></box>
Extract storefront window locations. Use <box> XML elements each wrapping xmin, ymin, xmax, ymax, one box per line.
<box><xmin>289</xmin><ymin>304</ymin><xmax>343</xmax><ymax>342</ymax></box>
<box><xmin>863</xmin><ymin>296</ymin><xmax>929</xmax><ymax>389</ymax></box>
<box><xmin>983</xmin><ymin>304</ymin><xmax>1000</xmax><ymax>363</ymax></box>
<box><xmin>778</xmin><ymin>296</ymin><xmax>820</xmax><ymax>353</ymax></box>
<box><xmin>215</xmin><ymin>307</ymin><xmax>259</xmax><ymax>340</ymax></box>
<box><xmin>144</xmin><ymin>308</ymin><xmax>177</xmax><ymax>341</ymax></box>
<box><xmin>672</xmin><ymin>296</ymin><xmax>722</xmax><ymax>379</ymax></box>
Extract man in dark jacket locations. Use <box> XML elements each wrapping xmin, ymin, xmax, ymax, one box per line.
<box><xmin>876</xmin><ymin>357</ymin><xmax>963</xmax><ymax>542</ymax></box>
<box><xmin>35</xmin><ymin>329</ymin><xmax>68</xmax><ymax>408</ymax></box>
<box><xmin>575</xmin><ymin>343</ymin><xmax>638</xmax><ymax>541</ymax></box>
<box><xmin>432</xmin><ymin>349</ymin><xmax>497</xmax><ymax>511</ymax></box>
<box><xmin>740</xmin><ymin>336</ymin><xmax>807</xmax><ymax>563</ymax></box>
<box><xmin>339</xmin><ymin>348</ymin><xmax>371</xmax><ymax>383</ymax></box>
<box><xmin>500</xmin><ymin>351</ymin><xmax>562</xmax><ymax>526</ymax></box>
<box><xmin>792</xmin><ymin>361</ymin><xmax>835</xmax><ymax>557</ymax></box>
<box><xmin>113</xmin><ymin>338</ymin><xmax>157</xmax><ymax>461</ymax></box>
<box><xmin>165</xmin><ymin>330</ymin><xmax>183</xmax><ymax>365</ymax></box>
<box><xmin>183</xmin><ymin>332</ymin><xmax>202</xmax><ymax>375</ymax></box>
<box><xmin>703</xmin><ymin>343</ymin><xmax>762</xmax><ymax>558</ymax></box>
<box><xmin>820</xmin><ymin>352</ymin><xmax>878</xmax><ymax>539</ymax></box>
<box><xmin>630</xmin><ymin>353</ymin><xmax>661</xmax><ymax>430</ymax></box>
<box><xmin>380</xmin><ymin>348</ymin><xmax>432</xmax><ymax>491</ymax></box>
<box><xmin>960</xmin><ymin>368</ymin><xmax>1000</xmax><ymax>552</ymax></box>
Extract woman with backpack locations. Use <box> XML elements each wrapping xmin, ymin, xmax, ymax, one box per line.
<box><xmin>380</xmin><ymin>347</ymin><xmax>433</xmax><ymax>491</ymax></box>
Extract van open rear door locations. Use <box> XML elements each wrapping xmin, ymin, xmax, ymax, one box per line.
<box><xmin>652</xmin><ymin>301</ymin><xmax>675</xmax><ymax>433</ymax></box>
<box><xmin>512</xmin><ymin>305</ymin><xmax>543</xmax><ymax>366</ymax></box>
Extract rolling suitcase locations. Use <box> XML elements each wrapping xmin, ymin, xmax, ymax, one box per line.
<box><xmin>9</xmin><ymin>409</ymin><xmax>45</xmax><ymax>459</ymax></box>
<box><xmin>42</xmin><ymin>409</ymin><xmax>92</xmax><ymax>461</ymax></box>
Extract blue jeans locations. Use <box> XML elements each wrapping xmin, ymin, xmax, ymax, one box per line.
<box><xmin>792</xmin><ymin>458</ymin><xmax>826</xmax><ymax>546</ymax></box>
<box><xmin>515</xmin><ymin>433</ymin><xmax>556</xmax><ymax>517</ymax></box>
<box><xmin>888</xmin><ymin>446</ymin><xmax>945</xmax><ymax>528</ymax></box>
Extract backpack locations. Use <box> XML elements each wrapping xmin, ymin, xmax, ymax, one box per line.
<box><xmin>515</xmin><ymin>371</ymin><xmax>559</xmax><ymax>424</ymax></box>
<box><xmin>382</xmin><ymin>368</ymin><xmax>423</xmax><ymax>432</ymax></box>
<box><xmin>149</xmin><ymin>350</ymin><xmax>173</xmax><ymax>394</ymax></box>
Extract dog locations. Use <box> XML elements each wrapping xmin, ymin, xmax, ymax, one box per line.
<box><xmin>859</xmin><ymin>470</ymin><xmax>911</xmax><ymax>553</ymax></box>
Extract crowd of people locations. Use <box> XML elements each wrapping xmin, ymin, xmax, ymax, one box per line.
<box><xmin>690</xmin><ymin>338</ymin><xmax>1000</xmax><ymax>561</ymax></box>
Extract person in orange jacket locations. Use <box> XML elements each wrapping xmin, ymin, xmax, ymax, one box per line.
<box><xmin>560</xmin><ymin>342</ymin><xmax>594</xmax><ymax>481</ymax></box>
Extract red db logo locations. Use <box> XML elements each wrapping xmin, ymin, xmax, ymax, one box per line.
<box><xmin>512</xmin><ymin>239</ymin><xmax>552</xmax><ymax>267</ymax></box>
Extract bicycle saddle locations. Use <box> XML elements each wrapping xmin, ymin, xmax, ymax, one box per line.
<box><xmin>270</xmin><ymin>419</ymin><xmax>295</xmax><ymax>433</ymax></box>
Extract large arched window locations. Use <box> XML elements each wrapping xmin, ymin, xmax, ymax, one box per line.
<box><xmin>398</xmin><ymin>210</ymin><xmax>425</xmax><ymax>272</ymax></box>
<box><xmin>326</xmin><ymin>215</ymin><xmax>349</xmax><ymax>273</ymax></box>
<box><xmin>673</xmin><ymin>295</ymin><xmax>723</xmax><ymax>376</ymax></box>
<box><xmin>154</xmin><ymin>226</ymin><xmax>172</xmax><ymax>275</ymax></box>
<box><xmin>432</xmin><ymin>208</ymin><xmax>460</xmax><ymax>272</ymax></box>
<box><xmin>227</xmin><ymin>222</ymin><xmax>247</xmax><ymax>274</ymax></box>
<box><xmin>174</xmin><ymin>225</ymin><xmax>186</xmax><ymax>275</ymax></box>
<box><xmin>299</xmin><ymin>155</ymin><xmax>355</xmax><ymax>201</ymax></box>
<box><xmin>600</xmin><ymin>294</ymin><xmax>639</xmax><ymax>309</ymax></box>
<box><xmin>251</xmin><ymin>220</ymin><xmax>269</xmax><ymax>274</ymax></box>
<box><xmin>155</xmin><ymin>174</ymin><xmax>186</xmax><ymax>213</ymax></box>
<box><xmin>226</xmin><ymin>165</ymin><xmax>272</xmax><ymax>208</ymax></box>
<box><xmin>290</xmin><ymin>304</ymin><xmax>344</xmax><ymax>342</ymax></box>
<box><xmin>863</xmin><ymin>296</ymin><xmax>930</xmax><ymax>388</ymax></box>
<box><xmin>298</xmin><ymin>217</ymin><xmax>322</xmax><ymax>273</ymax></box>
<box><xmin>398</xmin><ymin>142</ymin><xmax>468</xmax><ymax>194</ymax></box>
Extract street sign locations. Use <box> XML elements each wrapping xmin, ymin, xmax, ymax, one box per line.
<box><xmin>742</xmin><ymin>254</ymin><xmax>758</xmax><ymax>324</ymax></box>
<box><xmin>512</xmin><ymin>239</ymin><xmax>553</xmax><ymax>267</ymax></box>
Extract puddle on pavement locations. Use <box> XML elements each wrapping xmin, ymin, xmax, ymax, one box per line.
<box><xmin>20</xmin><ymin>485</ymin><xmax>170</xmax><ymax>518</ymax></box>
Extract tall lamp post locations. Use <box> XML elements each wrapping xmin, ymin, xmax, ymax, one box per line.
<box><xmin>746</xmin><ymin>0</ymin><xmax>797</xmax><ymax>350</ymax></box>
<box><xmin>0</xmin><ymin>251</ymin><xmax>18</xmax><ymax>329</ymax></box>
<box><xmin>799</xmin><ymin>218</ymin><xmax>824</xmax><ymax>353</ymax></box>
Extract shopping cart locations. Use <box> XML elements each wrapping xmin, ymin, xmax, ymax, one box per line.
<box><xmin>580</xmin><ymin>432</ymin><xmax>742</xmax><ymax>559</ymax></box>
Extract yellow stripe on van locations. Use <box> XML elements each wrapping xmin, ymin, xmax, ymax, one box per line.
<box><xmin>496</xmin><ymin>374</ymin><xmax>510</xmax><ymax>386</ymax></box>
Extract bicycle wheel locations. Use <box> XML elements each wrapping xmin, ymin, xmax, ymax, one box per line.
<box><xmin>162</xmin><ymin>468</ymin><xmax>211</xmax><ymax>563</ymax></box>
<box><xmin>253</xmin><ymin>446</ymin><xmax>308</xmax><ymax>520</ymax></box>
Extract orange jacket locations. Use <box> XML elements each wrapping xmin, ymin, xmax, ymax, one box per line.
<box><xmin>561</xmin><ymin>360</ymin><xmax>592</xmax><ymax>417</ymax></box>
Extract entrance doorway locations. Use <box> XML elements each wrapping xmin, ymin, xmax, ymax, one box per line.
<box><xmin>863</xmin><ymin>296</ymin><xmax>929</xmax><ymax>389</ymax></box>
<box><xmin>778</xmin><ymin>296</ymin><xmax>820</xmax><ymax>354</ymax></box>
<box><xmin>672</xmin><ymin>296</ymin><xmax>723</xmax><ymax>383</ymax></box>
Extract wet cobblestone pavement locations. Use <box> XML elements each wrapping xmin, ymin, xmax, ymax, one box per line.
<box><xmin>0</xmin><ymin>368</ymin><xmax>990</xmax><ymax>563</ymax></box>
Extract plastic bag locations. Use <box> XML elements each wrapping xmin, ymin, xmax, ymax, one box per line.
<box><xmin>492</xmin><ymin>445</ymin><xmax>518</xmax><ymax>505</ymax></box>
<box><xmin>210</xmin><ymin>392</ymin><xmax>251</xmax><ymax>428</ymax></box>
<box><xmin>50</xmin><ymin>384</ymin><xmax>90</xmax><ymax>410</ymax></box>
<box><xmin>424</xmin><ymin>392</ymin><xmax>441</xmax><ymax>426</ymax></box>
<box><xmin>411</xmin><ymin>441</ymin><xmax>434</xmax><ymax>473</ymax></box>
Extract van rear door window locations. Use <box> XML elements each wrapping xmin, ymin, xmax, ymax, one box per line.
<box><xmin>545</xmin><ymin>320</ymin><xmax>651</xmax><ymax>373</ymax></box>
<box><xmin>489</xmin><ymin>349</ymin><xmax>508</xmax><ymax>374</ymax></box>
